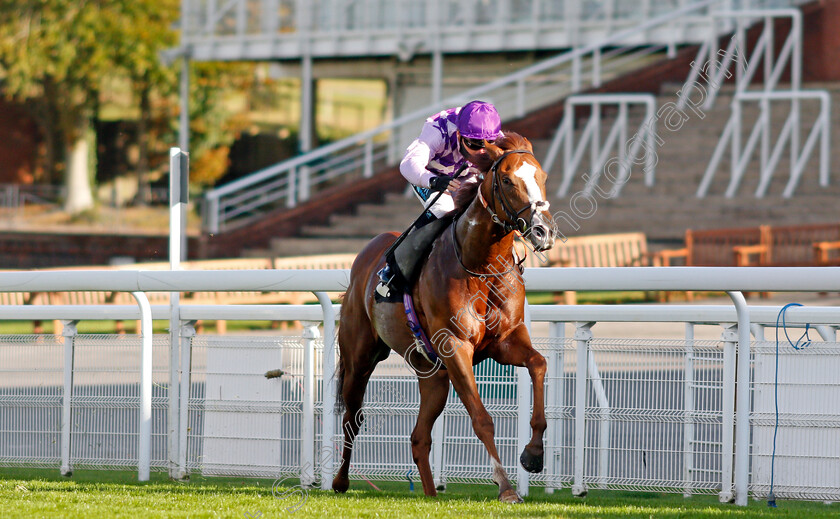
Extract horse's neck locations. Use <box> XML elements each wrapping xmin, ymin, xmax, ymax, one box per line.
<box><xmin>455</xmin><ymin>195</ymin><xmax>515</xmax><ymax>271</ymax></box>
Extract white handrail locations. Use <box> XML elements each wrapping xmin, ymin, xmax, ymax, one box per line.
<box><xmin>546</xmin><ymin>94</ymin><xmax>657</xmax><ymax>198</ymax></box>
<box><xmin>3</xmin><ymin>266</ymin><xmax>840</xmax><ymax>293</ymax></box>
<box><xmin>698</xmin><ymin>90</ymin><xmax>831</xmax><ymax>198</ymax></box>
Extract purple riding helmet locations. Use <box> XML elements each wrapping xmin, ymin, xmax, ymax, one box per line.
<box><xmin>457</xmin><ymin>100</ymin><xmax>501</xmax><ymax>140</ymax></box>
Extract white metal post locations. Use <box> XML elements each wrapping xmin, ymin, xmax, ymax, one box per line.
<box><xmin>179</xmin><ymin>56</ymin><xmax>190</xmax><ymax>153</ymax></box>
<box><xmin>178</xmin><ymin>321</ymin><xmax>196</xmax><ymax>479</ymax></box>
<box><xmin>363</xmin><ymin>140</ymin><xmax>374</xmax><ymax>178</ymax></box>
<box><xmin>544</xmin><ymin>321</ymin><xmax>565</xmax><ymax>493</ymax></box>
<box><xmin>60</xmin><ymin>320</ymin><xmax>78</xmax><ymax>476</ymax></box>
<box><xmin>132</xmin><ymin>291</ymin><xmax>153</xmax><ymax>482</ymax></box>
<box><xmin>587</xmin><ymin>351</ymin><xmax>610</xmax><ymax>488</ymax></box>
<box><xmin>572</xmin><ymin>52</ymin><xmax>582</xmax><ymax>92</ymax></box>
<box><xmin>431</xmin><ymin>48</ymin><xmax>443</xmax><ymax>105</ymax></box>
<box><xmin>301</xmin><ymin>321</ymin><xmax>318</xmax><ymax>487</ymax></box>
<box><xmin>562</xmin><ymin>102</ymin><xmax>574</xmax><ymax>195</ymax></box>
<box><xmin>572</xmin><ymin>322</ymin><xmax>593</xmax><ymax>496</ymax></box>
<box><xmin>168</xmin><ymin>148</ymin><xmax>188</xmax><ymax>479</ymax></box>
<box><xmin>719</xmin><ymin>322</ymin><xmax>737</xmax><ymax>503</ymax></box>
<box><xmin>315</xmin><ymin>292</ymin><xmax>337</xmax><ymax>490</ymax></box>
<box><xmin>432</xmin><ymin>413</ymin><xmax>446</xmax><ymax>490</ymax></box>
<box><xmin>727</xmin><ymin>291</ymin><xmax>751</xmax><ymax>507</ymax></box>
<box><xmin>517</xmin><ymin>302</ymin><xmax>533</xmax><ymax>495</ymax></box>
<box><xmin>593</xmin><ymin>48</ymin><xmax>601</xmax><ymax>87</ymax></box>
<box><xmin>516</xmin><ymin>365</ymin><xmax>530</xmax><ymax>496</ymax></box>
<box><xmin>287</xmin><ymin>166</ymin><xmax>297</xmax><ymax>208</ymax></box>
<box><xmin>300</xmin><ymin>52</ymin><xmax>314</xmax><ymax>154</ymax></box>
<box><xmin>683</xmin><ymin>322</ymin><xmax>695</xmax><ymax>497</ymax></box>
<box><xmin>819</xmin><ymin>92</ymin><xmax>831</xmax><ymax>187</ymax></box>
<box><xmin>299</xmin><ymin>166</ymin><xmax>310</xmax><ymax>202</ymax></box>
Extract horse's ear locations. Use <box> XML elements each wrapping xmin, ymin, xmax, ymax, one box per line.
<box><xmin>478</xmin><ymin>142</ymin><xmax>504</xmax><ymax>171</ymax></box>
<box><xmin>484</xmin><ymin>141</ymin><xmax>504</xmax><ymax>161</ymax></box>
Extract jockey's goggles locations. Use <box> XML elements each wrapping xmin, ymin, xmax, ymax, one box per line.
<box><xmin>462</xmin><ymin>136</ymin><xmax>494</xmax><ymax>151</ymax></box>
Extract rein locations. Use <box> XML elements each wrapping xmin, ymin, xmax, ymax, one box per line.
<box><xmin>450</xmin><ymin>217</ymin><xmax>520</xmax><ymax>278</ymax></box>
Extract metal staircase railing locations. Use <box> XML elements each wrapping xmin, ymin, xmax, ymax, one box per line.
<box><xmin>698</xmin><ymin>90</ymin><xmax>831</xmax><ymax>198</ymax></box>
<box><xmin>544</xmin><ymin>94</ymin><xmax>658</xmax><ymax>198</ymax></box>
<box><xmin>696</xmin><ymin>8</ymin><xmax>833</xmax><ymax>198</ymax></box>
<box><xmin>202</xmin><ymin>0</ymin><xmax>721</xmax><ymax>234</ymax></box>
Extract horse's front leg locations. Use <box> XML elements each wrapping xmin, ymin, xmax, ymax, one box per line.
<box><xmin>492</xmin><ymin>324</ymin><xmax>547</xmax><ymax>473</ymax></box>
<box><xmin>443</xmin><ymin>338</ymin><xmax>523</xmax><ymax>503</ymax></box>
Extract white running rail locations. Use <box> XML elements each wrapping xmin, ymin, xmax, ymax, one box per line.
<box><xmin>3</xmin><ymin>267</ymin><xmax>840</xmax><ymax>507</ymax></box>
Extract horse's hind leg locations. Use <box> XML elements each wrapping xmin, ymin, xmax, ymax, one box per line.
<box><xmin>410</xmin><ymin>368</ymin><xmax>449</xmax><ymax>496</ymax></box>
<box><xmin>332</xmin><ymin>332</ymin><xmax>386</xmax><ymax>493</ymax></box>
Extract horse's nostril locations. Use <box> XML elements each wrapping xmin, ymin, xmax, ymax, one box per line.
<box><xmin>532</xmin><ymin>227</ymin><xmax>546</xmax><ymax>240</ymax></box>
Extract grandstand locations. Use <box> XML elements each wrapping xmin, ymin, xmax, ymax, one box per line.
<box><xmin>177</xmin><ymin>0</ymin><xmax>839</xmax><ymax>261</ymax></box>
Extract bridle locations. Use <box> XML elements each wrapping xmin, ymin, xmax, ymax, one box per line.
<box><xmin>451</xmin><ymin>149</ymin><xmax>550</xmax><ymax>278</ymax></box>
<box><xmin>476</xmin><ymin>150</ymin><xmax>549</xmax><ymax>235</ymax></box>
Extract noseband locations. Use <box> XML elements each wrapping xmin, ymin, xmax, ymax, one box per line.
<box><xmin>477</xmin><ymin>150</ymin><xmax>546</xmax><ymax>235</ymax></box>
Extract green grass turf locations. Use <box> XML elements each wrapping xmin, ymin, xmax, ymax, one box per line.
<box><xmin>1</xmin><ymin>468</ymin><xmax>838</xmax><ymax>518</ymax></box>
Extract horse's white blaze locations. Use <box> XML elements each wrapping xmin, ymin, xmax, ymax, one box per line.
<box><xmin>514</xmin><ymin>162</ymin><xmax>550</xmax><ymax>212</ymax></box>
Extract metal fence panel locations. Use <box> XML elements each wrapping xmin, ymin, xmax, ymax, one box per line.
<box><xmin>750</xmin><ymin>339</ymin><xmax>840</xmax><ymax>501</ymax></box>
<box><xmin>0</xmin><ymin>335</ymin><xmax>63</xmax><ymax>467</ymax></box>
<box><xmin>68</xmin><ymin>334</ymin><xmax>170</xmax><ymax>470</ymax></box>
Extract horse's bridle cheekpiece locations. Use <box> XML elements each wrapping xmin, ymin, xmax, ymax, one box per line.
<box><xmin>454</xmin><ymin>149</ymin><xmax>546</xmax><ymax>278</ymax></box>
<box><xmin>478</xmin><ymin>149</ymin><xmax>543</xmax><ymax>235</ymax></box>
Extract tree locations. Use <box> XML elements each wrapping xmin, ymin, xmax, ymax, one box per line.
<box><xmin>0</xmin><ymin>0</ymin><xmax>180</xmax><ymax>213</ymax></box>
<box><xmin>0</xmin><ymin>0</ymin><xmax>257</xmax><ymax>215</ymax></box>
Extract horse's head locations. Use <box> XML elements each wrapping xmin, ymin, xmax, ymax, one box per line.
<box><xmin>476</xmin><ymin>133</ymin><xmax>556</xmax><ymax>252</ymax></box>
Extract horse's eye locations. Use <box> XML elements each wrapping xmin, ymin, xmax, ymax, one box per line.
<box><xmin>502</xmin><ymin>177</ymin><xmax>512</xmax><ymax>186</ymax></box>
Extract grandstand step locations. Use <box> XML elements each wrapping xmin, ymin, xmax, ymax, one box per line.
<box><xmin>269</xmin><ymin>237</ymin><xmax>372</xmax><ymax>257</ymax></box>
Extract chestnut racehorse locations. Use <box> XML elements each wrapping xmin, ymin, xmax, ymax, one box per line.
<box><xmin>333</xmin><ymin>132</ymin><xmax>555</xmax><ymax>503</ymax></box>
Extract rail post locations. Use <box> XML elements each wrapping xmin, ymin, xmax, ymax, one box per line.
<box><xmin>60</xmin><ymin>320</ymin><xmax>78</xmax><ymax>477</ymax></box>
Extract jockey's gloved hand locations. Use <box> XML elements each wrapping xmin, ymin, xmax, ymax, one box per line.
<box><xmin>428</xmin><ymin>175</ymin><xmax>453</xmax><ymax>192</ymax></box>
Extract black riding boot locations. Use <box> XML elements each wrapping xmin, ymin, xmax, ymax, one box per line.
<box><xmin>375</xmin><ymin>212</ymin><xmax>449</xmax><ymax>300</ymax></box>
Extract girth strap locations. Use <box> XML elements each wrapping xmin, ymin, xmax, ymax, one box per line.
<box><xmin>403</xmin><ymin>292</ymin><xmax>438</xmax><ymax>363</ymax></box>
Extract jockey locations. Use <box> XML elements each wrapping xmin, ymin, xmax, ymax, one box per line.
<box><xmin>402</xmin><ymin>99</ymin><xmax>503</xmax><ymax>224</ymax></box>
<box><xmin>376</xmin><ymin>100</ymin><xmax>503</xmax><ymax>298</ymax></box>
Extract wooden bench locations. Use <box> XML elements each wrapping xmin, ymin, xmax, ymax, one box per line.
<box><xmin>657</xmin><ymin>223</ymin><xmax>840</xmax><ymax>299</ymax></box>
<box><xmin>521</xmin><ymin>232</ymin><xmax>652</xmax><ymax>304</ymax></box>
<box><xmin>813</xmin><ymin>240</ymin><xmax>840</xmax><ymax>266</ymax></box>
<box><xmin>659</xmin><ymin>223</ymin><xmax>840</xmax><ymax>267</ymax></box>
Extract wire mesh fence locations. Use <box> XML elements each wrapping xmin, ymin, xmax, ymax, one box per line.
<box><xmin>1</xmin><ymin>321</ymin><xmax>839</xmax><ymax>502</ymax></box>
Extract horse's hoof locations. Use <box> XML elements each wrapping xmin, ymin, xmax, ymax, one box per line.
<box><xmin>332</xmin><ymin>477</ymin><xmax>349</xmax><ymax>493</ymax></box>
<box><xmin>520</xmin><ymin>447</ymin><xmax>544</xmax><ymax>473</ymax></box>
<box><xmin>499</xmin><ymin>489</ymin><xmax>524</xmax><ymax>503</ymax></box>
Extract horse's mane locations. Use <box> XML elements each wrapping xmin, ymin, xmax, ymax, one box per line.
<box><xmin>453</xmin><ymin>131</ymin><xmax>532</xmax><ymax>210</ymax></box>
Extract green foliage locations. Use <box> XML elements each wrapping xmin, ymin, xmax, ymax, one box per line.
<box><xmin>0</xmin><ymin>0</ymin><xmax>256</xmax><ymax>190</ymax></box>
